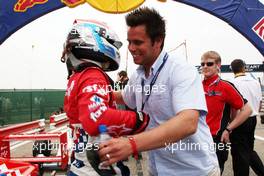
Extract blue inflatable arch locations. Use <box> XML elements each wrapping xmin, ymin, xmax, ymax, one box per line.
<box><xmin>0</xmin><ymin>0</ymin><xmax>263</xmax><ymax>56</ymax></box>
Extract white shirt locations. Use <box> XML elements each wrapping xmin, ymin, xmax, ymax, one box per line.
<box><xmin>230</xmin><ymin>74</ymin><xmax>262</xmax><ymax>116</ymax></box>
<box><xmin>122</xmin><ymin>51</ymin><xmax>218</xmax><ymax>175</ymax></box>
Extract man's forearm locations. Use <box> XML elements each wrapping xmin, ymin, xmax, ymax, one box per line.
<box><xmin>134</xmin><ymin>109</ymin><xmax>199</xmax><ymax>152</ymax></box>
<box><xmin>228</xmin><ymin>103</ymin><xmax>252</xmax><ymax>130</ymax></box>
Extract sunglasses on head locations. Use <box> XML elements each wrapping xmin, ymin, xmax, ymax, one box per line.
<box><xmin>201</xmin><ymin>62</ymin><xmax>214</xmax><ymax>67</ymax></box>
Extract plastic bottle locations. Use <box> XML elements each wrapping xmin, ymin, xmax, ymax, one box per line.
<box><xmin>86</xmin><ymin>125</ymin><xmax>122</xmax><ymax>175</ymax></box>
<box><xmin>98</xmin><ymin>125</ymin><xmax>111</xmax><ymax>142</ymax></box>
<box><xmin>97</xmin><ymin>125</ymin><xmax>112</xmax><ymax>169</ymax></box>
<box><xmin>97</xmin><ymin>125</ymin><xmax>122</xmax><ymax>175</ymax></box>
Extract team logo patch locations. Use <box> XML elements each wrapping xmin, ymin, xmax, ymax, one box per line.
<box><xmin>73</xmin><ymin>159</ymin><xmax>85</xmax><ymax>168</ymax></box>
<box><xmin>82</xmin><ymin>84</ymin><xmax>98</xmax><ymax>93</ymax></box>
<box><xmin>90</xmin><ymin>105</ymin><xmax>107</xmax><ymax>122</ymax></box>
<box><xmin>252</xmin><ymin>17</ymin><xmax>264</xmax><ymax>41</ymax></box>
<box><xmin>90</xmin><ymin>95</ymin><xmax>103</xmax><ymax>104</ymax></box>
<box><xmin>88</xmin><ymin>102</ymin><xmax>105</xmax><ymax>110</ymax></box>
<box><xmin>206</xmin><ymin>90</ymin><xmax>222</xmax><ymax>96</ymax></box>
<box><xmin>89</xmin><ymin>95</ymin><xmax>107</xmax><ymax>122</ymax></box>
<box><xmin>107</xmin><ymin>124</ymin><xmax>133</xmax><ymax>136</ymax></box>
<box><xmin>82</xmin><ymin>84</ymin><xmax>108</xmax><ymax>96</ymax></box>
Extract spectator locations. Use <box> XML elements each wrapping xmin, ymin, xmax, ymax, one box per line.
<box><xmin>58</xmin><ymin>107</ymin><xmax>64</xmax><ymax>114</ymax></box>
<box><xmin>115</xmin><ymin>70</ymin><xmax>130</xmax><ymax>110</ymax></box>
<box><xmin>200</xmin><ymin>51</ymin><xmax>252</xmax><ymax>174</ymax></box>
<box><xmin>261</xmin><ymin>113</ymin><xmax>264</xmax><ymax>124</ymax></box>
<box><xmin>99</xmin><ymin>7</ymin><xmax>219</xmax><ymax>176</ymax></box>
<box><xmin>230</xmin><ymin>59</ymin><xmax>264</xmax><ymax>176</ymax></box>
<box><xmin>115</xmin><ymin>70</ymin><xmax>129</xmax><ymax>91</ymax></box>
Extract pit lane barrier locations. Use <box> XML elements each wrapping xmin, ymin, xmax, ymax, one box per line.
<box><xmin>0</xmin><ymin>119</ymin><xmax>69</xmax><ymax>175</ymax></box>
<box><xmin>49</xmin><ymin>113</ymin><xmax>69</xmax><ymax>129</ymax></box>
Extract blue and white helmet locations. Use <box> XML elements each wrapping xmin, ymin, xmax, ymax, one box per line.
<box><xmin>61</xmin><ymin>19</ymin><xmax>122</xmax><ymax>72</ymax></box>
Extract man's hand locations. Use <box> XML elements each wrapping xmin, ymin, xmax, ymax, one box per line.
<box><xmin>86</xmin><ymin>140</ymin><xmax>131</xmax><ymax>175</ymax></box>
<box><xmin>221</xmin><ymin>130</ymin><xmax>230</xmax><ymax>143</ymax></box>
<box><xmin>99</xmin><ymin>137</ymin><xmax>133</xmax><ymax>166</ymax></box>
<box><xmin>86</xmin><ymin>143</ymin><xmax>117</xmax><ymax>175</ymax></box>
<box><xmin>133</xmin><ymin>111</ymin><xmax>150</xmax><ymax>134</ymax></box>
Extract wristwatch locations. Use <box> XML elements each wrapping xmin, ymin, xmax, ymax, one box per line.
<box><xmin>225</xmin><ymin>127</ymin><xmax>232</xmax><ymax>134</ymax></box>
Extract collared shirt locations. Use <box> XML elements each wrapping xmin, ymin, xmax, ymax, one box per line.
<box><xmin>230</xmin><ymin>74</ymin><xmax>262</xmax><ymax>116</ymax></box>
<box><xmin>123</xmin><ymin>51</ymin><xmax>218</xmax><ymax>175</ymax></box>
<box><xmin>203</xmin><ymin>75</ymin><xmax>246</xmax><ymax>136</ymax></box>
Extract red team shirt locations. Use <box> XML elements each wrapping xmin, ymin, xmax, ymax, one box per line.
<box><xmin>64</xmin><ymin>67</ymin><xmax>137</xmax><ymax>137</ymax></box>
<box><xmin>203</xmin><ymin>75</ymin><xmax>246</xmax><ymax>136</ymax></box>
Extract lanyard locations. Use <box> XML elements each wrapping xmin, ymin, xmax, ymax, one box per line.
<box><xmin>208</xmin><ymin>77</ymin><xmax>220</xmax><ymax>87</ymax></box>
<box><xmin>205</xmin><ymin>77</ymin><xmax>221</xmax><ymax>96</ymax></box>
<box><xmin>141</xmin><ymin>53</ymin><xmax>168</xmax><ymax>111</ymax></box>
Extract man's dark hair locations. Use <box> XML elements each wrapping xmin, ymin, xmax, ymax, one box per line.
<box><xmin>231</xmin><ymin>59</ymin><xmax>246</xmax><ymax>74</ymax></box>
<box><xmin>125</xmin><ymin>7</ymin><xmax>166</xmax><ymax>49</ymax></box>
<box><xmin>118</xmin><ymin>70</ymin><xmax>127</xmax><ymax>78</ymax></box>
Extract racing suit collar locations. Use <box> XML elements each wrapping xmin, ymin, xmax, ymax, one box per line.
<box><xmin>203</xmin><ymin>74</ymin><xmax>220</xmax><ymax>86</ymax></box>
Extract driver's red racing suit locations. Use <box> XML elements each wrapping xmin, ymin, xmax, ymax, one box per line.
<box><xmin>64</xmin><ymin>67</ymin><xmax>140</xmax><ymax>175</ymax></box>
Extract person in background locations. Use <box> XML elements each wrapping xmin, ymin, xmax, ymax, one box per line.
<box><xmin>61</xmin><ymin>19</ymin><xmax>149</xmax><ymax>176</ymax></box>
<box><xmin>115</xmin><ymin>70</ymin><xmax>130</xmax><ymax>110</ymax></box>
<box><xmin>200</xmin><ymin>51</ymin><xmax>252</xmax><ymax>174</ymax></box>
<box><xmin>261</xmin><ymin>114</ymin><xmax>264</xmax><ymax>124</ymax></box>
<box><xmin>230</xmin><ymin>59</ymin><xmax>264</xmax><ymax>176</ymax></box>
<box><xmin>115</xmin><ymin>70</ymin><xmax>129</xmax><ymax>91</ymax></box>
<box><xmin>99</xmin><ymin>7</ymin><xmax>220</xmax><ymax>176</ymax></box>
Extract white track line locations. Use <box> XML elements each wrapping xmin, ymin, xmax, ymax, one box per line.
<box><xmin>10</xmin><ymin>141</ymin><xmax>32</xmax><ymax>150</ymax></box>
<box><xmin>255</xmin><ymin>135</ymin><xmax>264</xmax><ymax>141</ymax></box>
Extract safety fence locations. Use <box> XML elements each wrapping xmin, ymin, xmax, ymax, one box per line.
<box><xmin>0</xmin><ymin>117</ymin><xmax>69</xmax><ymax>175</ymax></box>
<box><xmin>0</xmin><ymin>89</ymin><xmax>65</xmax><ymax>126</ymax></box>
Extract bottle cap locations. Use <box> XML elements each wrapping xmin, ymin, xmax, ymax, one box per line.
<box><xmin>99</xmin><ymin>124</ymin><xmax>107</xmax><ymax>133</ymax></box>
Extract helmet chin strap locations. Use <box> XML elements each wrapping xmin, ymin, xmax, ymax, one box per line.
<box><xmin>80</xmin><ymin>58</ymin><xmax>103</xmax><ymax>68</ymax></box>
<box><xmin>66</xmin><ymin>52</ymin><xmax>111</xmax><ymax>71</ymax></box>
<box><xmin>80</xmin><ymin>58</ymin><xmax>111</xmax><ymax>70</ymax></box>
<box><xmin>102</xmin><ymin>61</ymin><xmax>110</xmax><ymax>70</ymax></box>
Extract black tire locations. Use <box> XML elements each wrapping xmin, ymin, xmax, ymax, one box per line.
<box><xmin>32</xmin><ymin>140</ymin><xmax>52</xmax><ymax>157</ymax></box>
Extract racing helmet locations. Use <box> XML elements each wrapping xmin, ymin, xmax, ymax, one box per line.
<box><xmin>61</xmin><ymin>19</ymin><xmax>122</xmax><ymax>73</ymax></box>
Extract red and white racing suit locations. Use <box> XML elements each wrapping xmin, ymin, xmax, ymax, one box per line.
<box><xmin>64</xmin><ymin>67</ymin><xmax>137</xmax><ymax>175</ymax></box>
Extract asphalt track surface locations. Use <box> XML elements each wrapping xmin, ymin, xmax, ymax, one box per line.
<box><xmin>10</xmin><ymin>117</ymin><xmax>264</xmax><ymax>176</ymax></box>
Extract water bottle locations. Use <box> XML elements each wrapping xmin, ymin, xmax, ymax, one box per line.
<box><xmin>86</xmin><ymin>125</ymin><xmax>124</xmax><ymax>175</ymax></box>
<box><xmin>98</xmin><ymin>125</ymin><xmax>111</xmax><ymax>142</ymax></box>
<box><xmin>97</xmin><ymin>125</ymin><xmax>121</xmax><ymax>175</ymax></box>
<box><xmin>97</xmin><ymin>125</ymin><xmax>111</xmax><ymax>168</ymax></box>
